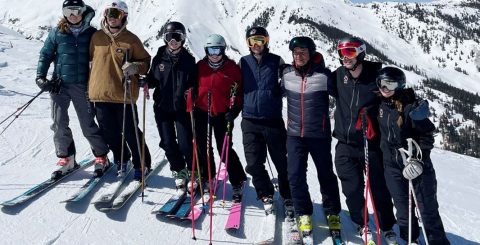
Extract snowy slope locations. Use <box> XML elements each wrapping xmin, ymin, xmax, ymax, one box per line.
<box><xmin>1</xmin><ymin>23</ymin><xmax>480</xmax><ymax>245</ymax></box>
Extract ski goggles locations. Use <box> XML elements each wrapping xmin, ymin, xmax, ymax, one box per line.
<box><xmin>376</xmin><ymin>79</ymin><xmax>399</xmax><ymax>92</ymax></box>
<box><xmin>62</xmin><ymin>6</ymin><xmax>86</xmax><ymax>17</ymax></box>
<box><xmin>337</xmin><ymin>45</ymin><xmax>365</xmax><ymax>60</ymax></box>
<box><xmin>164</xmin><ymin>32</ymin><xmax>185</xmax><ymax>43</ymax></box>
<box><xmin>206</xmin><ymin>47</ymin><xmax>225</xmax><ymax>56</ymax></box>
<box><xmin>246</xmin><ymin>35</ymin><xmax>269</xmax><ymax>48</ymax></box>
<box><xmin>104</xmin><ymin>8</ymin><xmax>125</xmax><ymax>20</ymax></box>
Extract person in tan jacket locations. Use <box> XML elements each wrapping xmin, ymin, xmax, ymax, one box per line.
<box><xmin>89</xmin><ymin>1</ymin><xmax>151</xmax><ymax>180</ymax></box>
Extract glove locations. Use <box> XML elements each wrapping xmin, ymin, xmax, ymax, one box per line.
<box><xmin>122</xmin><ymin>62</ymin><xmax>139</xmax><ymax>77</ymax></box>
<box><xmin>225</xmin><ymin>110</ymin><xmax>236</xmax><ymax>123</ymax></box>
<box><xmin>402</xmin><ymin>159</ymin><xmax>423</xmax><ymax>180</ymax></box>
<box><xmin>36</xmin><ymin>76</ymin><xmax>53</xmax><ymax>92</ymax></box>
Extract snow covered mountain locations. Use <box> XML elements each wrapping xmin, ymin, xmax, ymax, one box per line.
<box><xmin>1</xmin><ymin>1</ymin><xmax>480</xmax><ymax>244</ymax></box>
<box><xmin>1</xmin><ymin>0</ymin><xmax>479</xmax><ymax>156</ymax></box>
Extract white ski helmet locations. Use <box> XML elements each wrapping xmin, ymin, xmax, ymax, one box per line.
<box><xmin>104</xmin><ymin>1</ymin><xmax>128</xmax><ymax>15</ymax></box>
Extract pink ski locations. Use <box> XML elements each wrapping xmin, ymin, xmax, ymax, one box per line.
<box><xmin>225</xmin><ymin>179</ymin><xmax>248</xmax><ymax>230</ymax></box>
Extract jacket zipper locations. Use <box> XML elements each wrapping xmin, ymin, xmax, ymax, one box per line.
<box><xmin>347</xmin><ymin>82</ymin><xmax>357</xmax><ymax>143</ymax></box>
<box><xmin>300</xmin><ymin>76</ymin><xmax>307</xmax><ymax>137</ymax></box>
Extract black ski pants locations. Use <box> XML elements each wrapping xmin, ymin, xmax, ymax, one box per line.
<box><xmin>287</xmin><ymin>136</ymin><xmax>341</xmax><ymax>216</ymax></box>
<box><xmin>95</xmin><ymin>102</ymin><xmax>151</xmax><ymax>170</ymax></box>
<box><xmin>153</xmin><ymin>107</ymin><xmax>192</xmax><ymax>172</ymax></box>
<box><xmin>383</xmin><ymin>148</ymin><xmax>450</xmax><ymax>244</ymax></box>
<box><xmin>194</xmin><ymin>109</ymin><xmax>247</xmax><ymax>186</ymax></box>
<box><xmin>241</xmin><ymin>118</ymin><xmax>291</xmax><ymax>200</ymax></box>
<box><xmin>334</xmin><ymin>141</ymin><xmax>396</xmax><ymax>231</ymax></box>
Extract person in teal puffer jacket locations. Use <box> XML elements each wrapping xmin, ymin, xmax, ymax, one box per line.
<box><xmin>36</xmin><ymin>0</ymin><xmax>110</xmax><ymax>179</ymax></box>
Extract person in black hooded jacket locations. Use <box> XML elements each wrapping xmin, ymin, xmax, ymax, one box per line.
<box><xmin>331</xmin><ymin>37</ymin><xmax>397</xmax><ymax>243</ymax></box>
<box><xmin>146</xmin><ymin>21</ymin><xmax>196</xmax><ymax>190</ymax></box>
<box><xmin>377</xmin><ymin>67</ymin><xmax>450</xmax><ymax>245</ymax></box>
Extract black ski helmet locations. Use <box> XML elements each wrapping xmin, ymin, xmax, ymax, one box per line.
<box><xmin>62</xmin><ymin>0</ymin><xmax>85</xmax><ymax>9</ymax></box>
<box><xmin>246</xmin><ymin>26</ymin><xmax>269</xmax><ymax>39</ymax></box>
<box><xmin>163</xmin><ymin>21</ymin><xmax>186</xmax><ymax>45</ymax></box>
<box><xmin>289</xmin><ymin>36</ymin><xmax>316</xmax><ymax>56</ymax></box>
<box><xmin>376</xmin><ymin>67</ymin><xmax>406</xmax><ymax>91</ymax></box>
<box><xmin>337</xmin><ymin>37</ymin><xmax>366</xmax><ymax>61</ymax></box>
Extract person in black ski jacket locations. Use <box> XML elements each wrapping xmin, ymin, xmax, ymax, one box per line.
<box><xmin>36</xmin><ymin>0</ymin><xmax>109</xmax><ymax>179</ymax></box>
<box><xmin>146</xmin><ymin>21</ymin><xmax>196</xmax><ymax>190</ymax></box>
<box><xmin>377</xmin><ymin>67</ymin><xmax>450</xmax><ymax>245</ymax></box>
<box><xmin>239</xmin><ymin>26</ymin><xmax>293</xmax><ymax>214</ymax></box>
<box><xmin>330</xmin><ymin>37</ymin><xmax>397</xmax><ymax>243</ymax></box>
<box><xmin>281</xmin><ymin>36</ymin><xmax>341</xmax><ymax>233</ymax></box>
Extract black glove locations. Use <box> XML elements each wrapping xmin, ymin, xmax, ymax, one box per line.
<box><xmin>36</xmin><ymin>76</ymin><xmax>53</xmax><ymax>92</ymax></box>
<box><xmin>225</xmin><ymin>111</ymin><xmax>235</xmax><ymax>122</ymax></box>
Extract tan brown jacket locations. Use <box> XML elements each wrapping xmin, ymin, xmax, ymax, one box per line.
<box><xmin>88</xmin><ymin>21</ymin><xmax>150</xmax><ymax>103</ymax></box>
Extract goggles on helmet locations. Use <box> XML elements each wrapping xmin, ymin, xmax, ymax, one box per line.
<box><xmin>63</xmin><ymin>6</ymin><xmax>85</xmax><ymax>17</ymax></box>
<box><xmin>104</xmin><ymin>8</ymin><xmax>125</xmax><ymax>20</ymax></box>
<box><xmin>206</xmin><ymin>47</ymin><xmax>225</xmax><ymax>56</ymax></box>
<box><xmin>247</xmin><ymin>35</ymin><xmax>269</xmax><ymax>48</ymax></box>
<box><xmin>337</xmin><ymin>47</ymin><xmax>364</xmax><ymax>60</ymax></box>
<box><xmin>164</xmin><ymin>32</ymin><xmax>185</xmax><ymax>43</ymax></box>
<box><xmin>377</xmin><ymin>79</ymin><xmax>399</xmax><ymax>92</ymax></box>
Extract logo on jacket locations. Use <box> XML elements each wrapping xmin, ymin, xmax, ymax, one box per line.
<box><xmin>343</xmin><ymin>75</ymin><xmax>348</xmax><ymax>84</ymax></box>
<box><xmin>379</xmin><ymin>108</ymin><xmax>384</xmax><ymax>118</ymax></box>
<box><xmin>159</xmin><ymin>63</ymin><xmax>165</xmax><ymax>72</ymax></box>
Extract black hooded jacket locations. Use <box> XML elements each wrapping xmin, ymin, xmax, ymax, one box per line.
<box><xmin>330</xmin><ymin>61</ymin><xmax>382</xmax><ymax>147</ymax></box>
<box><xmin>147</xmin><ymin>46</ymin><xmax>196</xmax><ymax>112</ymax></box>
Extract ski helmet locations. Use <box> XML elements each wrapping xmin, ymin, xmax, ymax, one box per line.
<box><xmin>104</xmin><ymin>1</ymin><xmax>128</xmax><ymax>20</ymax></box>
<box><xmin>204</xmin><ymin>34</ymin><xmax>226</xmax><ymax>56</ymax></box>
<box><xmin>163</xmin><ymin>21</ymin><xmax>186</xmax><ymax>45</ymax></box>
<box><xmin>62</xmin><ymin>0</ymin><xmax>86</xmax><ymax>17</ymax></box>
<box><xmin>289</xmin><ymin>36</ymin><xmax>316</xmax><ymax>56</ymax></box>
<box><xmin>376</xmin><ymin>67</ymin><xmax>406</xmax><ymax>92</ymax></box>
<box><xmin>337</xmin><ymin>37</ymin><xmax>366</xmax><ymax>61</ymax></box>
<box><xmin>245</xmin><ymin>26</ymin><xmax>269</xmax><ymax>48</ymax></box>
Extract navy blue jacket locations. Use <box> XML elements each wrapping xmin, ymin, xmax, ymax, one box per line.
<box><xmin>240</xmin><ymin>53</ymin><xmax>283</xmax><ymax>120</ymax></box>
<box><xmin>281</xmin><ymin>53</ymin><xmax>332</xmax><ymax>138</ymax></box>
<box><xmin>331</xmin><ymin>61</ymin><xmax>382</xmax><ymax>147</ymax></box>
<box><xmin>36</xmin><ymin>6</ymin><xmax>96</xmax><ymax>84</ymax></box>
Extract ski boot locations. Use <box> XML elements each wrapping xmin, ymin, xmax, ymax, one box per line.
<box><xmin>51</xmin><ymin>155</ymin><xmax>77</xmax><ymax>180</ymax></box>
<box><xmin>357</xmin><ymin>225</ymin><xmax>375</xmax><ymax>245</ymax></box>
<box><xmin>93</xmin><ymin>156</ymin><xmax>110</xmax><ymax>177</ymax></box>
<box><xmin>382</xmin><ymin>229</ymin><xmax>399</xmax><ymax>245</ymax></box>
<box><xmin>284</xmin><ymin>198</ymin><xmax>295</xmax><ymax>219</ymax></box>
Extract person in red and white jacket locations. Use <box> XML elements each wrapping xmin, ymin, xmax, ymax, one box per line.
<box><xmin>193</xmin><ymin>34</ymin><xmax>247</xmax><ymax>202</ymax></box>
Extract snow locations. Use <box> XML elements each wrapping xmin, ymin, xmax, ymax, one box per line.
<box><xmin>0</xmin><ymin>2</ymin><xmax>479</xmax><ymax>244</ymax></box>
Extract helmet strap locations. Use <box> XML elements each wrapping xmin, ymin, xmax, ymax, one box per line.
<box><xmin>346</xmin><ymin>60</ymin><xmax>361</xmax><ymax>71</ymax></box>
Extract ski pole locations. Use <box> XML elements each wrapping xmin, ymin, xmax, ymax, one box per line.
<box><xmin>206</xmin><ymin>91</ymin><xmax>214</xmax><ymax>245</ymax></box>
<box><xmin>265</xmin><ymin>154</ymin><xmax>279</xmax><ymax>191</ymax></box>
<box><xmin>140</xmin><ymin>76</ymin><xmax>149</xmax><ymax>201</ymax></box>
<box><xmin>0</xmin><ymin>89</ymin><xmax>44</xmax><ymax>135</ymax></box>
<box><xmin>361</xmin><ymin>111</ymin><xmax>381</xmax><ymax>245</ymax></box>
<box><xmin>120</xmin><ymin>50</ymin><xmax>130</xmax><ymax>177</ymax></box>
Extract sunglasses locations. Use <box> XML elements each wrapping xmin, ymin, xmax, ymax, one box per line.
<box><xmin>247</xmin><ymin>35</ymin><xmax>269</xmax><ymax>48</ymax></box>
<box><xmin>206</xmin><ymin>47</ymin><xmax>224</xmax><ymax>56</ymax></box>
<box><xmin>164</xmin><ymin>32</ymin><xmax>185</xmax><ymax>43</ymax></box>
<box><xmin>63</xmin><ymin>6</ymin><xmax>85</xmax><ymax>17</ymax></box>
<box><xmin>377</xmin><ymin>79</ymin><xmax>399</xmax><ymax>92</ymax></box>
<box><xmin>104</xmin><ymin>8</ymin><xmax>125</xmax><ymax>20</ymax></box>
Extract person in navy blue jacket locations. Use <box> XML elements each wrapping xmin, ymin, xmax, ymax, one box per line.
<box><xmin>239</xmin><ymin>27</ymin><xmax>293</xmax><ymax>215</ymax></box>
<box><xmin>281</xmin><ymin>36</ymin><xmax>341</xmax><ymax>234</ymax></box>
<box><xmin>377</xmin><ymin>67</ymin><xmax>450</xmax><ymax>245</ymax></box>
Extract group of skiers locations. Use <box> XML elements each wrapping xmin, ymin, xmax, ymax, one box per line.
<box><xmin>34</xmin><ymin>0</ymin><xmax>450</xmax><ymax>244</ymax></box>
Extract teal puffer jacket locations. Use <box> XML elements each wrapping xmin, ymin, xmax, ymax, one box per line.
<box><xmin>36</xmin><ymin>6</ymin><xmax>96</xmax><ymax>84</ymax></box>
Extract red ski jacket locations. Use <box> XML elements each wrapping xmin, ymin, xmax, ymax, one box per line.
<box><xmin>195</xmin><ymin>58</ymin><xmax>243</xmax><ymax>116</ymax></box>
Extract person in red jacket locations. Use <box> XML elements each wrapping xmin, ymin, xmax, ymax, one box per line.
<box><xmin>193</xmin><ymin>34</ymin><xmax>247</xmax><ymax>201</ymax></box>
